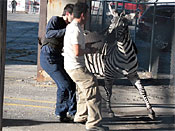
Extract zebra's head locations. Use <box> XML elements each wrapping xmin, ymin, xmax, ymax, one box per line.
<box><xmin>105</xmin><ymin>10</ymin><xmax>130</xmax><ymax>43</ymax></box>
<box><xmin>114</xmin><ymin>11</ymin><xmax>130</xmax><ymax>42</ymax></box>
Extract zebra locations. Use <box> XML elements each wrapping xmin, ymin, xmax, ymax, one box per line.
<box><xmin>84</xmin><ymin>7</ymin><xmax>155</xmax><ymax>120</ymax></box>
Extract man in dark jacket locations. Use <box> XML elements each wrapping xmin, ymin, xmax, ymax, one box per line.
<box><xmin>40</xmin><ymin>4</ymin><xmax>76</xmax><ymax>122</ymax></box>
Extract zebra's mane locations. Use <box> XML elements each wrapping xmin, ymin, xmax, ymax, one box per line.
<box><xmin>84</xmin><ymin>11</ymin><xmax>129</xmax><ymax>50</ymax></box>
<box><xmin>84</xmin><ymin>31</ymin><xmax>106</xmax><ymax>53</ymax></box>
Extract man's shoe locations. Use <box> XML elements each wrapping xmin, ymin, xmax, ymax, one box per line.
<box><xmin>56</xmin><ymin>115</ymin><xmax>70</xmax><ymax>123</ymax></box>
<box><xmin>74</xmin><ymin>119</ymin><xmax>86</xmax><ymax>124</ymax></box>
<box><xmin>74</xmin><ymin>117</ymin><xmax>87</xmax><ymax>124</ymax></box>
<box><xmin>86</xmin><ymin>125</ymin><xmax>109</xmax><ymax>131</ymax></box>
<box><xmin>66</xmin><ymin>113</ymin><xmax>75</xmax><ymax>121</ymax></box>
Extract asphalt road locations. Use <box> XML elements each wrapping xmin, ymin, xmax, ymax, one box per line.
<box><xmin>6</xmin><ymin>12</ymin><xmax>39</xmax><ymax>65</ymax></box>
<box><xmin>2</xmin><ymin>12</ymin><xmax>175</xmax><ymax>131</ymax></box>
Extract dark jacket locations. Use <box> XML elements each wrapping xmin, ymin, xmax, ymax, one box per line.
<box><xmin>42</xmin><ymin>16</ymin><xmax>67</xmax><ymax>53</ymax></box>
<box><xmin>11</xmin><ymin>0</ymin><xmax>17</xmax><ymax>8</ymax></box>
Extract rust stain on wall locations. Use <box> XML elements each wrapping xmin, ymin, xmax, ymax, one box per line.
<box><xmin>59</xmin><ymin>1</ymin><xmax>62</xmax><ymax>8</ymax></box>
<box><xmin>48</xmin><ymin>0</ymin><xmax>58</xmax><ymax>4</ymax></box>
<box><xmin>48</xmin><ymin>0</ymin><xmax>58</xmax><ymax>7</ymax></box>
<box><xmin>48</xmin><ymin>0</ymin><xmax>61</xmax><ymax>13</ymax></box>
<box><xmin>48</xmin><ymin>0</ymin><xmax>52</xmax><ymax>4</ymax></box>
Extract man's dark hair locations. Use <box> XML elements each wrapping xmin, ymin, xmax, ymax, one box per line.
<box><xmin>62</xmin><ymin>4</ymin><xmax>74</xmax><ymax>16</ymax></box>
<box><xmin>73</xmin><ymin>2</ymin><xmax>89</xmax><ymax>18</ymax></box>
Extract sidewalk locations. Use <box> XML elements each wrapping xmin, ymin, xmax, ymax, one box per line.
<box><xmin>3</xmin><ymin>13</ymin><xmax>175</xmax><ymax>131</ymax></box>
<box><xmin>3</xmin><ymin>65</ymin><xmax>175</xmax><ymax>131</ymax></box>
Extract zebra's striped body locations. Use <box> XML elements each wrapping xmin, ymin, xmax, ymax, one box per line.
<box><xmin>84</xmin><ymin>11</ymin><xmax>155</xmax><ymax>119</ymax></box>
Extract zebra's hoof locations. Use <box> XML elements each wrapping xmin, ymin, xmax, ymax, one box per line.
<box><xmin>108</xmin><ymin>111</ymin><xmax>115</xmax><ymax>117</ymax></box>
<box><xmin>147</xmin><ymin>108</ymin><xmax>155</xmax><ymax>120</ymax></box>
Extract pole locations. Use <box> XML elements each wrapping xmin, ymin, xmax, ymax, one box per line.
<box><xmin>148</xmin><ymin>3</ymin><xmax>156</xmax><ymax>72</ymax></box>
<box><xmin>170</xmin><ymin>28</ymin><xmax>175</xmax><ymax>87</ymax></box>
<box><xmin>36</xmin><ymin>0</ymin><xmax>48</xmax><ymax>81</ymax></box>
<box><xmin>102</xmin><ymin>0</ymin><xmax>107</xmax><ymax>30</ymax></box>
<box><xmin>0</xmin><ymin>0</ymin><xmax>7</xmax><ymax>130</ymax></box>
<box><xmin>134</xmin><ymin>0</ymin><xmax>140</xmax><ymax>42</ymax></box>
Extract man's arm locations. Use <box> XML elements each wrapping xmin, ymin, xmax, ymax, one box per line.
<box><xmin>45</xmin><ymin>16</ymin><xmax>66</xmax><ymax>39</ymax></box>
<box><xmin>46</xmin><ymin>28</ymin><xmax>65</xmax><ymax>39</ymax></box>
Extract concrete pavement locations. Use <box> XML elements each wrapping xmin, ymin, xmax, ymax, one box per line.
<box><xmin>3</xmin><ymin>64</ymin><xmax>175</xmax><ymax>131</ymax></box>
<box><xmin>2</xmin><ymin>12</ymin><xmax>175</xmax><ymax>131</ymax></box>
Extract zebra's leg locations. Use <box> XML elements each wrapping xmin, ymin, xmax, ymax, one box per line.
<box><xmin>104</xmin><ymin>78</ymin><xmax>115</xmax><ymax>117</ymax></box>
<box><xmin>134</xmin><ymin>80</ymin><xmax>155</xmax><ymax>120</ymax></box>
<box><xmin>127</xmin><ymin>72</ymin><xmax>155</xmax><ymax>120</ymax></box>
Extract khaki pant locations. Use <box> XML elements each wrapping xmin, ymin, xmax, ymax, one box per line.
<box><xmin>66</xmin><ymin>67</ymin><xmax>102</xmax><ymax>128</ymax></box>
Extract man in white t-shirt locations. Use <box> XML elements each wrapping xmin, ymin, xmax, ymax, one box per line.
<box><xmin>63</xmin><ymin>2</ymin><xmax>109</xmax><ymax>131</ymax></box>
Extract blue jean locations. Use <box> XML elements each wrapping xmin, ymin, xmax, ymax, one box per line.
<box><xmin>40</xmin><ymin>45</ymin><xmax>76</xmax><ymax>117</ymax></box>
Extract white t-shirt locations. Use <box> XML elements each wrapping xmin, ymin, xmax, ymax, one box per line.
<box><xmin>63</xmin><ymin>20</ymin><xmax>85</xmax><ymax>70</ymax></box>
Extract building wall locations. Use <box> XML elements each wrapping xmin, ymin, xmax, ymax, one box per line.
<box><xmin>47</xmin><ymin>0</ymin><xmax>78</xmax><ymax>22</ymax></box>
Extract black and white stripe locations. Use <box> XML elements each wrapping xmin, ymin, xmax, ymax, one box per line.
<box><xmin>84</xmin><ymin>10</ymin><xmax>155</xmax><ymax>119</ymax></box>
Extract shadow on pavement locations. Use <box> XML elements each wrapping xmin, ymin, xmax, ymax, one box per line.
<box><xmin>2</xmin><ymin>119</ymin><xmax>74</xmax><ymax>127</ymax></box>
<box><xmin>98</xmin><ymin>78</ymin><xmax>170</xmax><ymax>86</ymax></box>
<box><xmin>110</xmin><ymin>103</ymin><xmax>175</xmax><ymax>109</ymax></box>
<box><xmin>6</xmin><ymin>20</ymin><xmax>38</xmax><ymax>65</ymax></box>
<box><xmin>102</xmin><ymin>115</ymin><xmax>175</xmax><ymax>131</ymax></box>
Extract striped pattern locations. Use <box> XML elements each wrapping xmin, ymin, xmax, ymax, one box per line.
<box><xmin>105</xmin><ymin>29</ymin><xmax>138</xmax><ymax>78</ymax></box>
<box><xmin>85</xmin><ymin>43</ymin><xmax>107</xmax><ymax>77</ymax></box>
<box><xmin>84</xmin><ymin>12</ymin><xmax>153</xmax><ymax>115</ymax></box>
<box><xmin>85</xmin><ymin>16</ymin><xmax>138</xmax><ymax>79</ymax></box>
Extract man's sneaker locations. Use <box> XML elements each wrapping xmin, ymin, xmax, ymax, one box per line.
<box><xmin>86</xmin><ymin>125</ymin><xmax>109</xmax><ymax>131</ymax></box>
<box><xmin>56</xmin><ymin>115</ymin><xmax>70</xmax><ymax>123</ymax></box>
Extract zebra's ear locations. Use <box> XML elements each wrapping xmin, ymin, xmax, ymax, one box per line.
<box><xmin>119</xmin><ymin>10</ymin><xmax>126</xmax><ymax>17</ymax></box>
